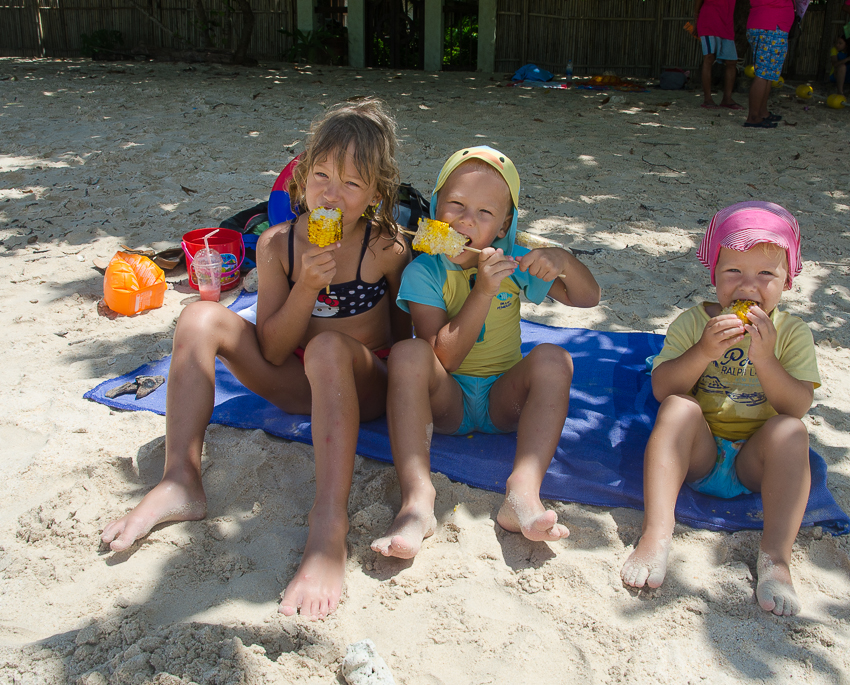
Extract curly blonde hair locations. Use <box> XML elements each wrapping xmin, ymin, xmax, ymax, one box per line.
<box><xmin>289</xmin><ymin>98</ymin><xmax>400</xmax><ymax>242</ymax></box>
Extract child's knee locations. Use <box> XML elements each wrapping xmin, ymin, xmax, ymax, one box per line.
<box><xmin>657</xmin><ymin>393</ymin><xmax>703</xmax><ymax>419</ymax></box>
<box><xmin>387</xmin><ymin>338</ymin><xmax>434</xmax><ymax>373</ymax></box>
<box><xmin>762</xmin><ymin>415</ymin><xmax>810</xmax><ymax>453</ymax></box>
<box><xmin>175</xmin><ymin>300</ymin><xmax>229</xmax><ymax>340</ymax></box>
<box><xmin>302</xmin><ymin>330</ymin><xmax>351</xmax><ymax>370</ymax></box>
<box><xmin>652</xmin><ymin>396</ymin><xmax>709</xmax><ymax>439</ymax></box>
<box><xmin>526</xmin><ymin>343</ymin><xmax>574</xmax><ymax>380</ymax></box>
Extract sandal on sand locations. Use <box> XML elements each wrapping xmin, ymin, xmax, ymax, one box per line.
<box><xmin>743</xmin><ymin>120</ymin><xmax>777</xmax><ymax>128</ymax></box>
<box><xmin>720</xmin><ymin>102</ymin><xmax>744</xmax><ymax>110</ymax></box>
<box><xmin>700</xmin><ymin>103</ymin><xmax>721</xmax><ymax>109</ymax></box>
<box><xmin>765</xmin><ymin>112</ymin><xmax>782</xmax><ymax>122</ymax></box>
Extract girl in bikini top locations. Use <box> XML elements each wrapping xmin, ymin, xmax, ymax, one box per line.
<box><xmin>285</xmin><ymin>220</ymin><xmax>389</xmax><ymax>318</ymax></box>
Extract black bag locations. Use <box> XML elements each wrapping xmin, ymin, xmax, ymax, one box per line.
<box><xmin>660</xmin><ymin>69</ymin><xmax>688</xmax><ymax>90</ymax></box>
<box><xmin>394</xmin><ymin>183</ymin><xmax>430</xmax><ymax>232</ymax></box>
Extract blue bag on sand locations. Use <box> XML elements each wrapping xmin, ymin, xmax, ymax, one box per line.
<box><xmin>512</xmin><ymin>64</ymin><xmax>554</xmax><ymax>82</ymax></box>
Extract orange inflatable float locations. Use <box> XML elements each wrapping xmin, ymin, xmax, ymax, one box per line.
<box><xmin>103</xmin><ymin>251</ymin><xmax>166</xmax><ymax>316</ymax></box>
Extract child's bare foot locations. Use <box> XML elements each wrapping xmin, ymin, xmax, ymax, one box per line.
<box><xmin>756</xmin><ymin>550</ymin><xmax>800</xmax><ymax>616</ymax></box>
<box><xmin>621</xmin><ymin>533</ymin><xmax>671</xmax><ymax>589</ymax></box>
<box><xmin>279</xmin><ymin>511</ymin><xmax>348</xmax><ymax>620</ymax></box>
<box><xmin>496</xmin><ymin>490</ymin><xmax>569</xmax><ymax>542</ymax></box>
<box><xmin>101</xmin><ymin>479</ymin><xmax>207</xmax><ymax>552</ymax></box>
<box><xmin>371</xmin><ymin>506</ymin><xmax>437</xmax><ymax>559</ymax></box>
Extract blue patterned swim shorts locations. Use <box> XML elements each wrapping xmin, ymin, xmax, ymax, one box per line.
<box><xmin>688</xmin><ymin>435</ymin><xmax>754</xmax><ymax>499</ymax></box>
<box><xmin>747</xmin><ymin>28</ymin><xmax>788</xmax><ymax>81</ymax></box>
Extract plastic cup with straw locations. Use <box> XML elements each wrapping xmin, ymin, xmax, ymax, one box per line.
<box><xmin>194</xmin><ymin>229</ymin><xmax>223</xmax><ymax>302</ymax></box>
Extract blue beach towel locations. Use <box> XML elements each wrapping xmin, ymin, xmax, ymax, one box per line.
<box><xmin>85</xmin><ymin>292</ymin><xmax>850</xmax><ymax>535</ymax></box>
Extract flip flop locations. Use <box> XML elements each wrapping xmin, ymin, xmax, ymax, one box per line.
<box><xmin>720</xmin><ymin>103</ymin><xmax>744</xmax><ymax>110</ymax></box>
<box><xmin>742</xmin><ymin>120</ymin><xmax>777</xmax><ymax>128</ymax></box>
<box><xmin>700</xmin><ymin>103</ymin><xmax>721</xmax><ymax>109</ymax></box>
<box><xmin>765</xmin><ymin>112</ymin><xmax>783</xmax><ymax>122</ymax></box>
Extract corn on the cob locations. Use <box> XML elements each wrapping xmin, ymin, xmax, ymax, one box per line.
<box><xmin>722</xmin><ymin>299</ymin><xmax>757</xmax><ymax>323</ymax></box>
<box><xmin>515</xmin><ymin>231</ymin><xmax>560</xmax><ymax>249</ymax></box>
<box><xmin>412</xmin><ymin>218</ymin><xmax>468</xmax><ymax>257</ymax></box>
<box><xmin>308</xmin><ymin>207</ymin><xmax>343</xmax><ymax>247</ymax></box>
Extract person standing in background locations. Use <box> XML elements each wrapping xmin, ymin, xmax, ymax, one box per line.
<box><xmin>744</xmin><ymin>0</ymin><xmax>794</xmax><ymax>128</ymax></box>
<box><xmin>695</xmin><ymin>0</ymin><xmax>743</xmax><ymax>110</ymax></box>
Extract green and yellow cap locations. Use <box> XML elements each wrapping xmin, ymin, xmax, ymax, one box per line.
<box><xmin>430</xmin><ymin>146</ymin><xmax>521</xmax><ymax>255</ymax></box>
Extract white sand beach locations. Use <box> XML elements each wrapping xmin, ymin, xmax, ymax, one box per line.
<box><xmin>1</xmin><ymin>58</ymin><xmax>849</xmax><ymax>684</ymax></box>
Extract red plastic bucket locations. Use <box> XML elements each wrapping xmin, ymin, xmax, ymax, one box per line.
<box><xmin>181</xmin><ymin>228</ymin><xmax>245</xmax><ymax>292</ymax></box>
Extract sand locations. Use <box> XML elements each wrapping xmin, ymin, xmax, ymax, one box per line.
<box><xmin>1</xmin><ymin>58</ymin><xmax>849</xmax><ymax>684</ymax></box>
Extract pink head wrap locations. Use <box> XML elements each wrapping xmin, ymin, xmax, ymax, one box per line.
<box><xmin>697</xmin><ymin>201</ymin><xmax>802</xmax><ymax>287</ymax></box>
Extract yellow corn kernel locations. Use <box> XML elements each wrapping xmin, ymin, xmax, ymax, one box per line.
<box><xmin>412</xmin><ymin>218</ymin><xmax>468</xmax><ymax>257</ymax></box>
<box><xmin>308</xmin><ymin>207</ymin><xmax>343</xmax><ymax>247</ymax></box>
<box><xmin>722</xmin><ymin>299</ymin><xmax>757</xmax><ymax>323</ymax></box>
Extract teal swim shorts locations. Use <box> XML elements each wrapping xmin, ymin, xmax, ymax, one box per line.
<box><xmin>688</xmin><ymin>435</ymin><xmax>754</xmax><ymax>499</ymax></box>
<box><xmin>451</xmin><ymin>373</ymin><xmax>508</xmax><ymax>436</ymax></box>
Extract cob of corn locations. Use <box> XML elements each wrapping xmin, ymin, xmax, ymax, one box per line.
<box><xmin>308</xmin><ymin>207</ymin><xmax>343</xmax><ymax>293</ymax></box>
<box><xmin>308</xmin><ymin>207</ymin><xmax>343</xmax><ymax>247</ymax></box>
<box><xmin>515</xmin><ymin>230</ymin><xmax>568</xmax><ymax>279</ymax></box>
<box><xmin>515</xmin><ymin>231</ymin><xmax>561</xmax><ymax>249</ymax></box>
<box><xmin>412</xmin><ymin>218</ymin><xmax>469</xmax><ymax>257</ymax></box>
<box><xmin>722</xmin><ymin>299</ymin><xmax>757</xmax><ymax>323</ymax></box>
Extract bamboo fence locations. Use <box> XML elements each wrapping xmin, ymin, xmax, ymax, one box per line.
<box><xmin>0</xmin><ymin>0</ymin><xmax>296</xmax><ymax>59</ymax></box>
<box><xmin>0</xmin><ymin>0</ymin><xmax>846</xmax><ymax>78</ymax></box>
<box><xmin>495</xmin><ymin>0</ymin><xmax>847</xmax><ymax>80</ymax></box>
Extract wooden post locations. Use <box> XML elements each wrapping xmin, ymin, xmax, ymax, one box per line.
<box><xmin>520</xmin><ymin>0</ymin><xmax>528</xmax><ymax>66</ymax></box>
<box><xmin>424</xmin><ymin>0</ymin><xmax>443</xmax><ymax>71</ymax></box>
<box><xmin>297</xmin><ymin>0</ymin><xmax>315</xmax><ymax>33</ymax></box>
<box><xmin>347</xmin><ymin>0</ymin><xmax>365</xmax><ymax>68</ymax></box>
<box><xmin>477</xmin><ymin>0</ymin><xmax>496</xmax><ymax>72</ymax></box>
<box><xmin>652</xmin><ymin>0</ymin><xmax>662</xmax><ymax>77</ymax></box>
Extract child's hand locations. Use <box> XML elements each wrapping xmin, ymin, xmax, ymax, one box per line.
<box><xmin>300</xmin><ymin>243</ymin><xmax>339</xmax><ymax>292</ymax></box>
<box><xmin>516</xmin><ymin>248</ymin><xmax>566</xmax><ymax>281</ymax></box>
<box><xmin>474</xmin><ymin>247</ymin><xmax>517</xmax><ymax>298</ymax></box>
<box><xmin>742</xmin><ymin>305</ymin><xmax>777</xmax><ymax>365</ymax></box>
<box><xmin>697</xmin><ymin>314</ymin><xmax>745</xmax><ymax>361</ymax></box>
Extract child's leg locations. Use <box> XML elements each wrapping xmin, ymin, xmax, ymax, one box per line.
<box><xmin>488</xmin><ymin>344</ymin><xmax>572</xmax><ymax>542</ymax></box>
<box><xmin>735</xmin><ymin>415</ymin><xmax>810</xmax><ymax>617</ymax></box>
<box><xmin>101</xmin><ymin>302</ymin><xmax>311</xmax><ymax>552</ymax></box>
<box><xmin>837</xmin><ymin>63</ymin><xmax>847</xmax><ymax>95</ymax></box>
<box><xmin>701</xmin><ymin>53</ymin><xmax>717</xmax><ymax>106</ymax></box>
<box><xmin>621</xmin><ymin>394</ymin><xmax>716</xmax><ymax>589</ymax></box>
<box><xmin>280</xmin><ymin>330</ymin><xmax>391</xmax><ymax>619</ymax></box>
<box><xmin>371</xmin><ymin>338</ymin><xmax>464</xmax><ymax>559</ymax></box>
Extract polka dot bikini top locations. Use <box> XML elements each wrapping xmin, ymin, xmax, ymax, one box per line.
<box><xmin>286</xmin><ymin>221</ymin><xmax>389</xmax><ymax>319</ymax></box>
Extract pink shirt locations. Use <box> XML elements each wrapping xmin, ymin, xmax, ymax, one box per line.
<box><xmin>697</xmin><ymin>0</ymin><xmax>737</xmax><ymax>41</ymax></box>
<box><xmin>747</xmin><ymin>0</ymin><xmax>794</xmax><ymax>33</ymax></box>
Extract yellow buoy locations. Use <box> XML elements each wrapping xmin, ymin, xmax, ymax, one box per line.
<box><xmin>795</xmin><ymin>84</ymin><xmax>813</xmax><ymax>99</ymax></box>
<box><xmin>827</xmin><ymin>94</ymin><xmax>847</xmax><ymax>109</ymax></box>
<box><xmin>771</xmin><ymin>76</ymin><xmax>784</xmax><ymax>88</ymax></box>
<box><xmin>744</xmin><ymin>65</ymin><xmax>755</xmax><ymax>78</ymax></box>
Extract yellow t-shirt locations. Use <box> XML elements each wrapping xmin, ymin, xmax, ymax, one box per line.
<box><xmin>397</xmin><ymin>252</ymin><xmax>552</xmax><ymax>377</ymax></box>
<box><xmin>653</xmin><ymin>303</ymin><xmax>821</xmax><ymax>441</ymax></box>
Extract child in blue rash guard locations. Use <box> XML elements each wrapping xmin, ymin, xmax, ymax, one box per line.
<box><xmin>370</xmin><ymin>146</ymin><xmax>601</xmax><ymax>559</ymax></box>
